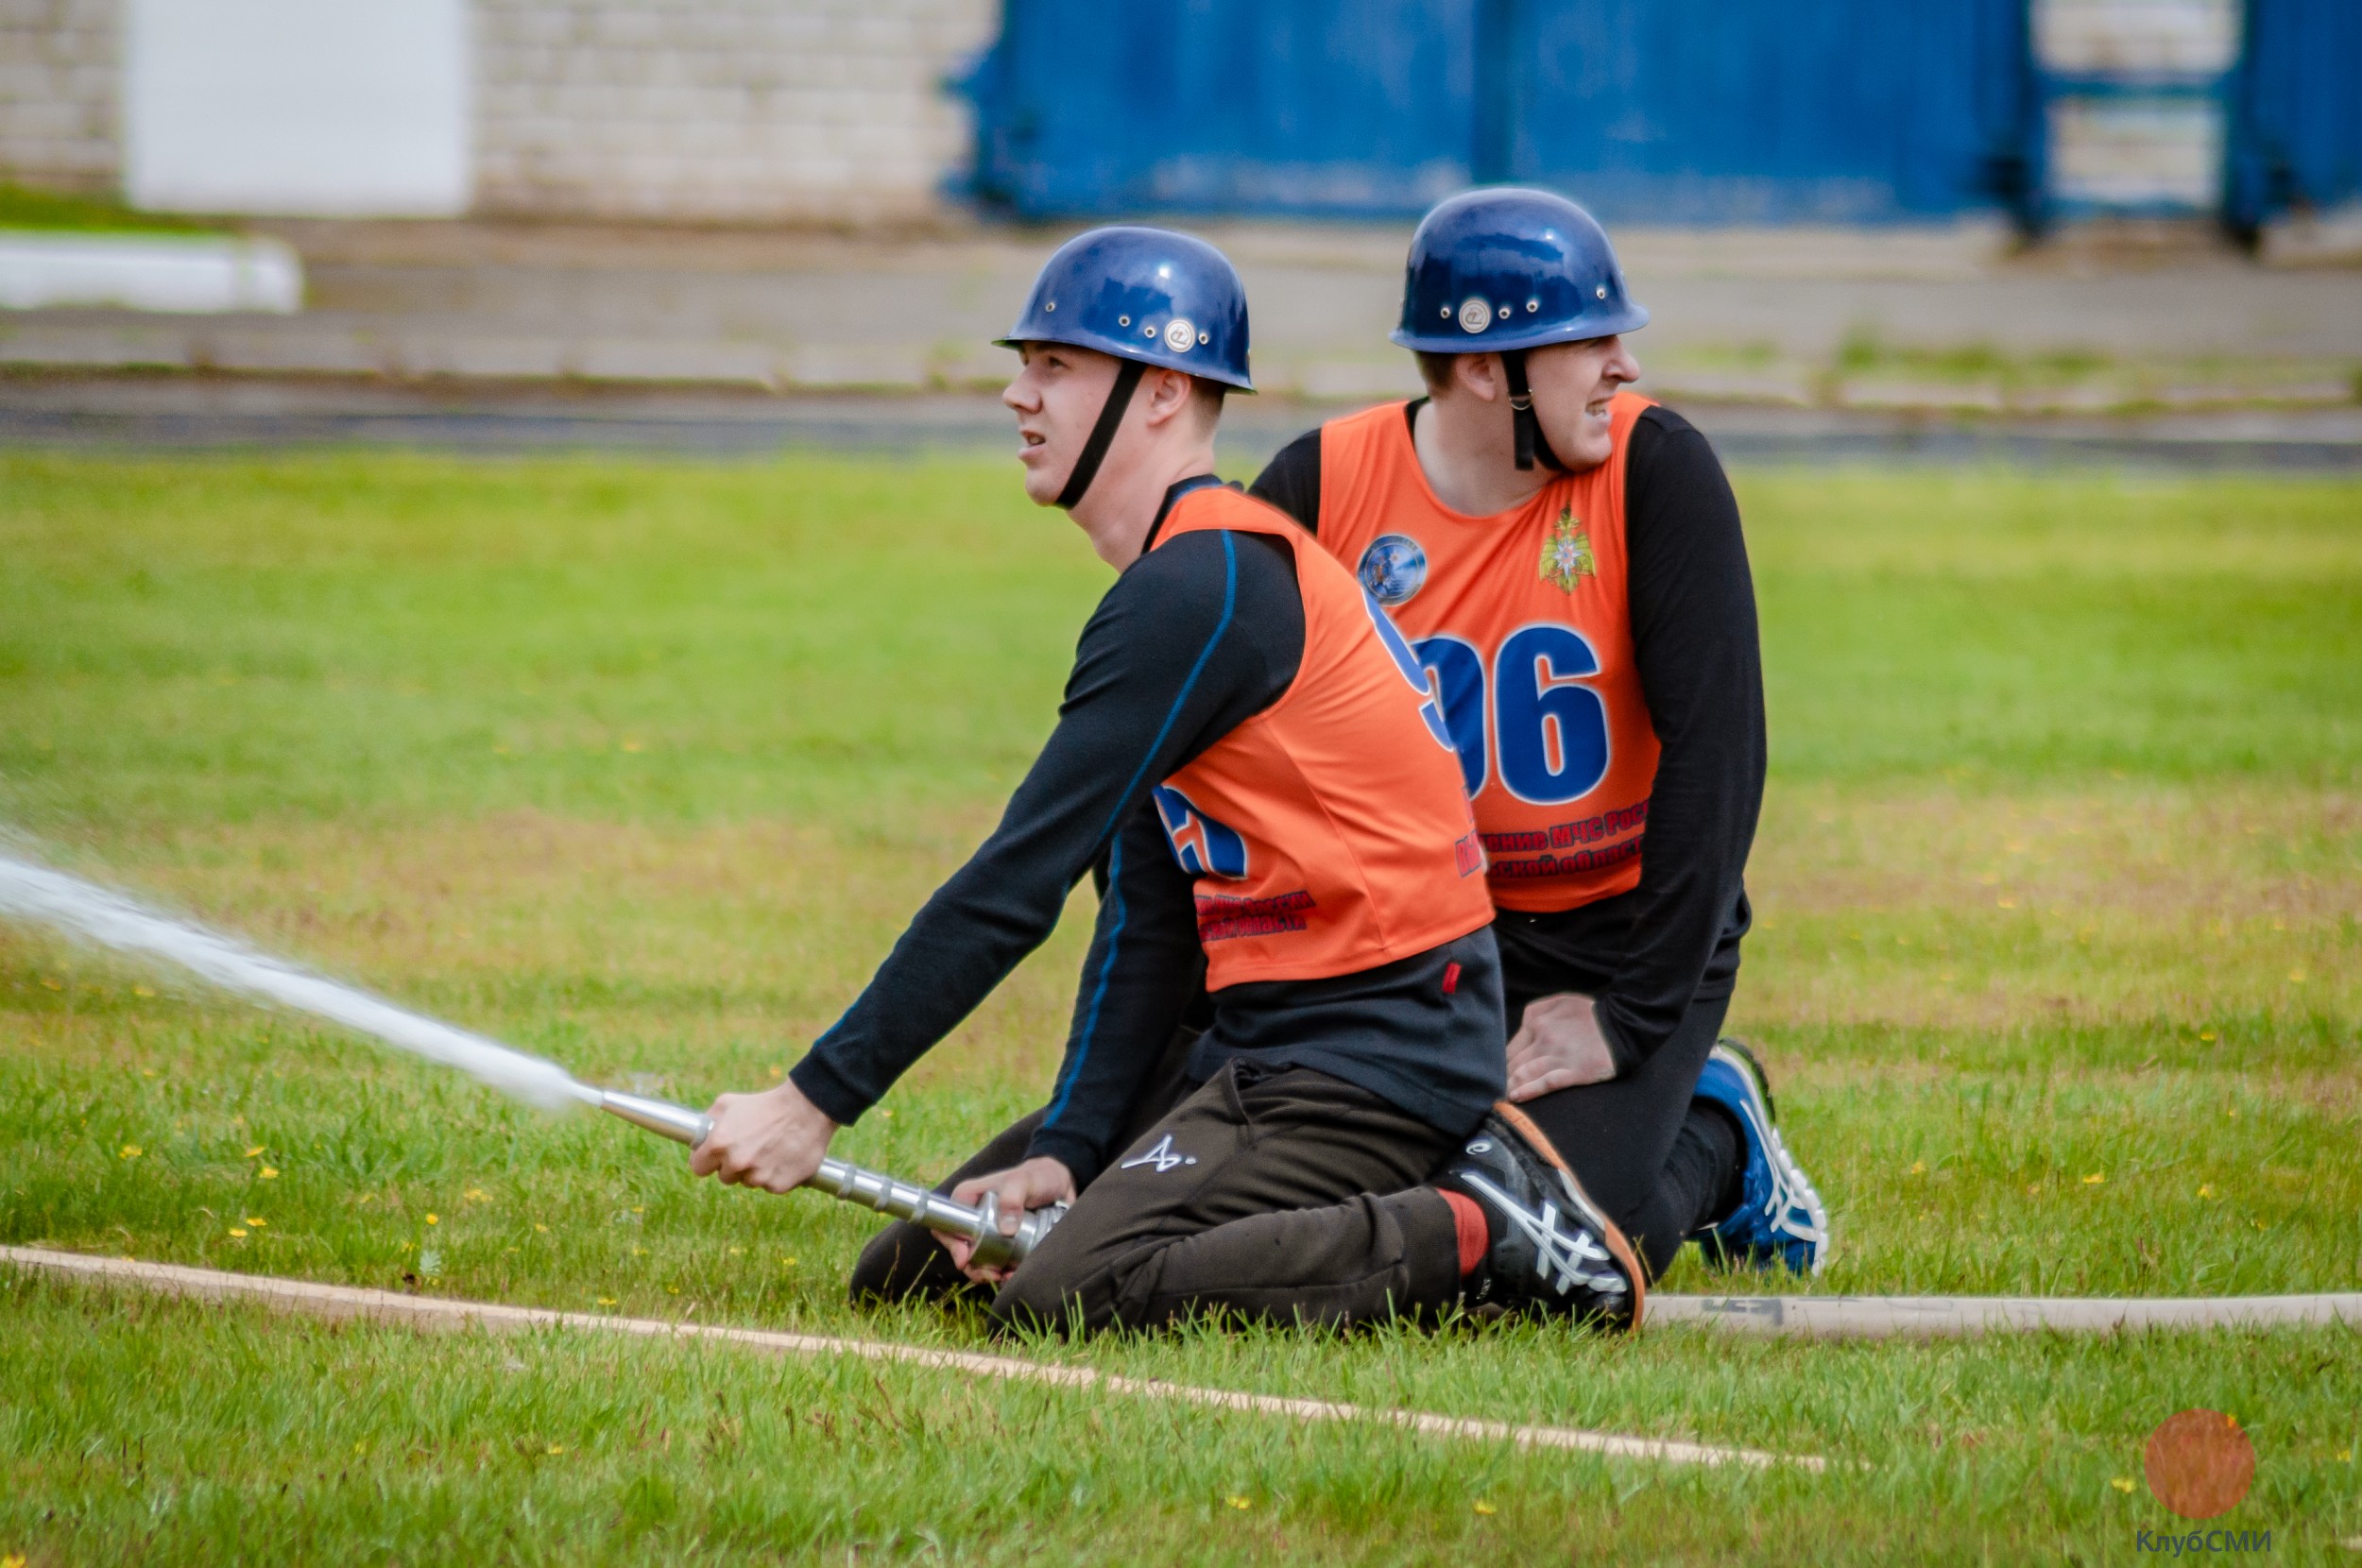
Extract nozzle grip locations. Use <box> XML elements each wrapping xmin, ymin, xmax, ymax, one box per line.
<box><xmin>594</xmin><ymin>1086</ymin><xmax>1070</xmax><ymax>1267</ymax></box>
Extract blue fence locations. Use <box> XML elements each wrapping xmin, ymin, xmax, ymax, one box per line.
<box><xmin>964</xmin><ymin>0</ymin><xmax>2034</xmax><ymax>224</ymax></box>
<box><xmin>962</xmin><ymin>0</ymin><xmax>2362</xmax><ymax>231</ymax></box>
<box><xmin>2228</xmin><ymin>0</ymin><xmax>2362</xmax><ymax>231</ymax></box>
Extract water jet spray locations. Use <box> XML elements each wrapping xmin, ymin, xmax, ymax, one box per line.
<box><xmin>0</xmin><ymin>849</ymin><xmax>1067</xmax><ymax>1270</ymax></box>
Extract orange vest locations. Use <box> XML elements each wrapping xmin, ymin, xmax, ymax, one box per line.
<box><xmin>1315</xmin><ymin>392</ymin><xmax>1661</xmax><ymax>913</ymax></box>
<box><xmin>1150</xmin><ymin>484</ymin><xmax>1494</xmax><ymax>988</ymax></box>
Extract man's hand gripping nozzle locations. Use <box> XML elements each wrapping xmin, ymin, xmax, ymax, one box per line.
<box><xmin>595</xmin><ymin>1087</ymin><xmax>1069</xmax><ymax>1271</ymax></box>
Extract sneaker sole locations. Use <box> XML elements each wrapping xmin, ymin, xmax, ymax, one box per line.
<box><xmin>1490</xmin><ymin>1099</ymin><xmax>1647</xmax><ymax>1332</ymax></box>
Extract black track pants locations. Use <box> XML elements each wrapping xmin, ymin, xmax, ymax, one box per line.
<box><xmin>1514</xmin><ymin>988</ymin><xmax>1736</xmax><ymax>1280</ymax></box>
<box><xmin>849</xmin><ymin>1063</ymin><xmax>1464</xmax><ymax>1334</ymax></box>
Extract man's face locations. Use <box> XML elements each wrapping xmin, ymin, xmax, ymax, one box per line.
<box><xmin>1003</xmin><ymin>342</ymin><xmax>1121</xmax><ymax>506</ymax></box>
<box><xmin>1522</xmin><ymin>335</ymin><xmax>1643</xmax><ymax>470</ymax></box>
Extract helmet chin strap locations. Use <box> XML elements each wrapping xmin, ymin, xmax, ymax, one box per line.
<box><xmin>1499</xmin><ymin>350</ymin><xmax>1566</xmax><ymax>473</ymax></box>
<box><xmin>1053</xmin><ymin>358</ymin><xmax>1149</xmax><ymax>510</ymax></box>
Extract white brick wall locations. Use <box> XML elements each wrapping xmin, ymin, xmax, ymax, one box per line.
<box><xmin>0</xmin><ymin>0</ymin><xmax>120</xmax><ymax>192</ymax></box>
<box><xmin>0</xmin><ymin>0</ymin><xmax>996</xmax><ymax>223</ymax></box>
<box><xmin>471</xmin><ymin>0</ymin><xmax>998</xmax><ymax>223</ymax></box>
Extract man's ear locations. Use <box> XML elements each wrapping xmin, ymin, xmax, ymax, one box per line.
<box><xmin>1454</xmin><ymin>353</ymin><xmax>1507</xmax><ymax>403</ymax></box>
<box><xmin>1138</xmin><ymin>366</ymin><xmax>1198</xmax><ymax>427</ymax></box>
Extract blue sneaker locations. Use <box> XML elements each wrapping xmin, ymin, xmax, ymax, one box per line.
<box><xmin>1690</xmin><ymin>1039</ymin><xmax>1829</xmax><ymax>1275</ymax></box>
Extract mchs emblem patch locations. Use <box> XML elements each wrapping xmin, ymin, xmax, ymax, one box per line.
<box><xmin>1357</xmin><ymin>533</ymin><xmax>1429</xmax><ymax>606</ymax></box>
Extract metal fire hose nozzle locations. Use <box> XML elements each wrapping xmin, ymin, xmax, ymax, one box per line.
<box><xmin>595</xmin><ymin>1087</ymin><xmax>1067</xmax><ymax>1271</ymax></box>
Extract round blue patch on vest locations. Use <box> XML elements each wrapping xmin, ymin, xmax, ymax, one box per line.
<box><xmin>1357</xmin><ymin>534</ymin><xmax>1429</xmax><ymax>606</ymax></box>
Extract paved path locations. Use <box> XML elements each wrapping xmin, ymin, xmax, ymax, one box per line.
<box><xmin>7</xmin><ymin>372</ymin><xmax>2358</xmax><ymax>469</ymax></box>
<box><xmin>2</xmin><ymin>218</ymin><xmax>2357</xmax><ymax>414</ymax></box>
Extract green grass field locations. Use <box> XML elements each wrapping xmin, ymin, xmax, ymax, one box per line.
<box><xmin>1</xmin><ymin>450</ymin><xmax>2356</xmax><ymax>1563</ymax></box>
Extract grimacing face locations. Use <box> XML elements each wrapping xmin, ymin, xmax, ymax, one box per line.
<box><xmin>1520</xmin><ymin>335</ymin><xmax>1643</xmax><ymax>471</ymax></box>
<box><xmin>1002</xmin><ymin>341</ymin><xmax>1121</xmax><ymax>506</ymax></box>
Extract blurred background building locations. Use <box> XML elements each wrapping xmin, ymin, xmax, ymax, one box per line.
<box><xmin>3</xmin><ymin>0</ymin><xmax>2356</xmax><ymax>236</ymax></box>
<box><xmin>2</xmin><ymin>0</ymin><xmax>995</xmax><ymax>224</ymax></box>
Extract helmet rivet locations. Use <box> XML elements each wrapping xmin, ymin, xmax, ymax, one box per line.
<box><xmin>1595</xmin><ymin>285</ymin><xmax>1608</xmax><ymax>299</ymax></box>
<box><xmin>1439</xmin><ymin>306</ymin><xmax>1450</xmax><ymax>318</ymax></box>
<box><xmin>1044</xmin><ymin>301</ymin><xmax>1055</xmax><ymax>312</ymax></box>
<box><xmin>1527</xmin><ymin>299</ymin><xmax>1539</xmax><ymax>312</ymax></box>
<box><xmin>1118</xmin><ymin>315</ymin><xmax>1130</xmax><ymax>327</ymax></box>
<box><xmin>1498</xmin><ymin>305</ymin><xmax>1511</xmax><ymax>319</ymax></box>
<box><xmin>1144</xmin><ymin>326</ymin><xmax>1155</xmax><ymax>337</ymax></box>
<box><xmin>1198</xmin><ymin>332</ymin><xmax>1209</xmax><ymax>345</ymax></box>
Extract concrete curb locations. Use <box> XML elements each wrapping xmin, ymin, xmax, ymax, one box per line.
<box><xmin>0</xmin><ymin>232</ymin><xmax>303</xmax><ymax>314</ymax></box>
<box><xmin>2</xmin><ymin>1245</ymin><xmax>1817</xmax><ymax>1472</ymax></box>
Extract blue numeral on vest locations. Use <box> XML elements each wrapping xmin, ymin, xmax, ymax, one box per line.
<box><xmin>1360</xmin><ymin>592</ymin><xmax>1457</xmax><ymax>753</ymax></box>
<box><xmin>1410</xmin><ymin>635</ymin><xmax>1487</xmax><ymax>797</ymax></box>
<box><xmin>1152</xmin><ymin>785</ymin><xmax>1249</xmax><ymax>878</ymax></box>
<box><xmin>1494</xmin><ymin>624</ymin><xmax>1610</xmax><ymax>804</ymax></box>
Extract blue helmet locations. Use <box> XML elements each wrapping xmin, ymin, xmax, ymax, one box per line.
<box><xmin>1001</xmin><ymin>225</ymin><xmax>1254</xmax><ymax>391</ymax></box>
<box><xmin>1391</xmin><ymin>188</ymin><xmax>1647</xmax><ymax>355</ymax></box>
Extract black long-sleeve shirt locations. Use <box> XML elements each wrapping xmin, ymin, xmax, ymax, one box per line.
<box><xmin>791</xmin><ymin>477</ymin><xmax>1506</xmax><ymax>1186</ymax></box>
<box><xmin>1248</xmin><ymin>401</ymin><xmax>1766</xmax><ymax>1074</ymax></box>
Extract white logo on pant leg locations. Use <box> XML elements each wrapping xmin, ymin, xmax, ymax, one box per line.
<box><xmin>1120</xmin><ymin>1133</ymin><xmax>1197</xmax><ymax>1173</ymax></box>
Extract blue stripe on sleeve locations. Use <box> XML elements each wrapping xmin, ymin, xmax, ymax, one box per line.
<box><xmin>1044</xmin><ymin>529</ymin><xmax>1240</xmax><ymax>1131</ymax></box>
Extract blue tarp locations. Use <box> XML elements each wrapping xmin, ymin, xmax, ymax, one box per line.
<box><xmin>962</xmin><ymin>0</ymin><xmax>2360</xmax><ymax>230</ymax></box>
<box><xmin>963</xmin><ymin>0</ymin><xmax>2035</xmax><ymax>224</ymax></box>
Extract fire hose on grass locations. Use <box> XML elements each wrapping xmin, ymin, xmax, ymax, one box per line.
<box><xmin>0</xmin><ymin>848</ymin><xmax>1066</xmax><ymax>1270</ymax></box>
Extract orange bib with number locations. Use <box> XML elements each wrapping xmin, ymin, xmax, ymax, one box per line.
<box><xmin>1149</xmin><ymin>484</ymin><xmax>1493</xmax><ymax>986</ymax></box>
<box><xmin>1315</xmin><ymin>393</ymin><xmax>1660</xmax><ymax>913</ymax></box>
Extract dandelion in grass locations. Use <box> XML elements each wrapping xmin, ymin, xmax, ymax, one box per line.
<box><xmin>425</xmin><ymin>1213</ymin><xmax>440</xmax><ymax>1225</ymax></box>
<box><xmin>133</xmin><ymin>985</ymin><xmax>154</xmax><ymax>997</ymax></box>
<box><xmin>2199</xmin><ymin>1185</ymin><xmax>2217</xmax><ymax>1199</ymax></box>
<box><xmin>2081</xmin><ymin>1172</ymin><xmax>2105</xmax><ymax>1185</ymax></box>
<box><xmin>2111</xmin><ymin>1477</ymin><xmax>2136</xmax><ymax>1493</ymax></box>
<box><xmin>1472</xmin><ymin>1501</ymin><xmax>1498</xmax><ymax>1515</ymax></box>
<box><xmin>596</xmin><ymin>1296</ymin><xmax>617</xmax><ymax>1306</ymax></box>
<box><xmin>534</xmin><ymin>1222</ymin><xmax>549</xmax><ymax>1234</ymax></box>
<box><xmin>259</xmin><ymin>1166</ymin><xmax>279</xmax><ymax>1179</ymax></box>
<box><xmin>464</xmin><ymin>1187</ymin><xmax>490</xmax><ymax>1202</ymax></box>
<box><xmin>119</xmin><ymin>1144</ymin><xmax>141</xmax><ymax>1159</ymax></box>
<box><xmin>546</xmin><ymin>1443</ymin><xmax>565</xmax><ymax>1456</ymax></box>
<box><xmin>1909</xmin><ymin>1160</ymin><xmax>1926</xmax><ymax>1175</ymax></box>
<box><xmin>244</xmin><ymin>1146</ymin><xmax>264</xmax><ymax>1158</ymax></box>
<box><xmin>228</xmin><ymin>1227</ymin><xmax>248</xmax><ymax>1238</ymax></box>
<box><xmin>245</xmin><ymin>1217</ymin><xmax>265</xmax><ymax>1227</ymax></box>
<box><xmin>2199</xmin><ymin>1030</ymin><xmax>2217</xmax><ymax>1043</ymax></box>
<box><xmin>1225</xmin><ymin>1495</ymin><xmax>1252</xmax><ymax>1510</ymax></box>
<box><xmin>727</xmin><ymin>1246</ymin><xmax>744</xmax><ymax>1256</ymax></box>
<box><xmin>6</xmin><ymin>1551</ymin><xmax>27</xmax><ymax>1567</ymax></box>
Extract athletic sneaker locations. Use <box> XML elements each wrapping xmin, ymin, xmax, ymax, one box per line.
<box><xmin>1438</xmin><ymin>1102</ymin><xmax>1644</xmax><ymax>1331</ymax></box>
<box><xmin>1690</xmin><ymin>1038</ymin><xmax>1830</xmax><ymax>1275</ymax></box>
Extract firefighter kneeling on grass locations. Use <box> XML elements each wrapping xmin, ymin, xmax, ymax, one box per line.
<box><xmin>689</xmin><ymin>226</ymin><xmax>1642</xmax><ymax>1332</ymax></box>
<box><xmin>1248</xmin><ymin>188</ymin><xmax>1829</xmax><ymax>1281</ymax></box>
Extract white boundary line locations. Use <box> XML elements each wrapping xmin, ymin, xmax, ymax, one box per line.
<box><xmin>1651</xmin><ymin>1289</ymin><xmax>2362</xmax><ymax>1338</ymax></box>
<box><xmin>3</xmin><ymin>1246</ymin><xmax>1814</xmax><ymax>1472</ymax></box>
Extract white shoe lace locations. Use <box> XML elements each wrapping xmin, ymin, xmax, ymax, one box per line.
<box><xmin>1457</xmin><ymin>1170</ymin><xmax>1628</xmax><ymax>1297</ymax></box>
<box><xmin>1732</xmin><ymin>1093</ymin><xmax>1830</xmax><ymax>1272</ymax></box>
